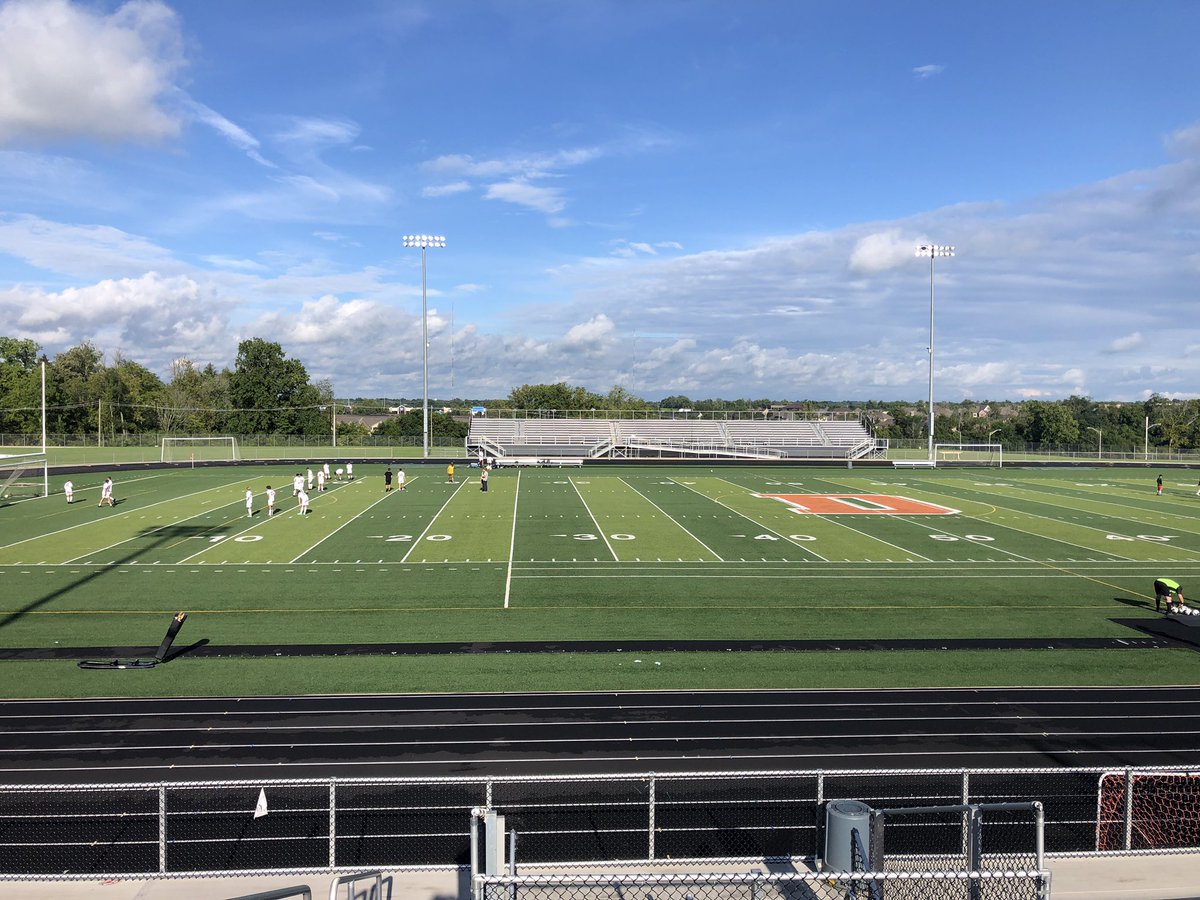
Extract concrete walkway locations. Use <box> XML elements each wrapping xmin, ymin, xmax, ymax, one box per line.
<box><xmin>3</xmin><ymin>854</ymin><xmax>1199</xmax><ymax>899</ymax></box>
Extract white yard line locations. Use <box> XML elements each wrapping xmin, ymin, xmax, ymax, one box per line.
<box><xmin>618</xmin><ymin>476</ymin><xmax>723</xmax><ymax>561</ymax></box>
<box><xmin>503</xmin><ymin>470</ymin><xmax>521</xmax><ymax>608</ymax></box>
<box><xmin>568</xmin><ymin>476</ymin><xmax>618</xmax><ymax>561</ymax></box>
<box><xmin>720</xmin><ymin>480</ymin><xmax>936</xmax><ymax>564</ymax></box>
<box><xmin>401</xmin><ymin>479</ymin><xmax>468</xmax><ymax>564</ymax></box>
<box><xmin>289</xmin><ymin>479</ymin><xmax>392</xmax><ymax>564</ymax></box>
<box><xmin>173</xmin><ymin>484</ymin><xmax>352</xmax><ymax>565</ymax></box>
<box><xmin>677</xmin><ymin>477</ymin><xmax>828</xmax><ymax>561</ymax></box>
<box><xmin>1</xmin><ymin>475</ymin><xmax>252</xmax><ymax>554</ymax></box>
<box><xmin>719</xmin><ymin>476</ymin><xmax>937</xmax><ymax>562</ymax></box>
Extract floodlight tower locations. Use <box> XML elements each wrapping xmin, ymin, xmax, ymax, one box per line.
<box><xmin>916</xmin><ymin>244</ymin><xmax>954</xmax><ymax>461</ymax></box>
<box><xmin>403</xmin><ymin>234</ymin><xmax>446</xmax><ymax>458</ymax></box>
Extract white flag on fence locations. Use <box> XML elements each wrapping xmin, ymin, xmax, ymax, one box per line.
<box><xmin>254</xmin><ymin>788</ymin><xmax>269</xmax><ymax>819</ymax></box>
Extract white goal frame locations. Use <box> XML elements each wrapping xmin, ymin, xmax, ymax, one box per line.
<box><xmin>0</xmin><ymin>452</ymin><xmax>49</xmax><ymax>500</ymax></box>
<box><xmin>161</xmin><ymin>436</ymin><xmax>240</xmax><ymax>464</ymax></box>
<box><xmin>934</xmin><ymin>442</ymin><xmax>1003</xmax><ymax>467</ymax></box>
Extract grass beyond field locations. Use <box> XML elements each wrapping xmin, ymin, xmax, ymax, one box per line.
<box><xmin>3</xmin><ymin>462</ymin><xmax>1200</xmax><ymax>697</ymax></box>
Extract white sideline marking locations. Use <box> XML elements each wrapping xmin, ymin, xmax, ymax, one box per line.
<box><xmin>503</xmin><ymin>470</ymin><xmax>521</xmax><ymax>609</ymax></box>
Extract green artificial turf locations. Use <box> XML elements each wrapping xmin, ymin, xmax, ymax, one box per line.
<box><xmin>3</xmin><ymin>648</ymin><xmax>1198</xmax><ymax>700</ymax></box>
<box><xmin>3</xmin><ymin>462</ymin><xmax>1200</xmax><ymax>697</ymax></box>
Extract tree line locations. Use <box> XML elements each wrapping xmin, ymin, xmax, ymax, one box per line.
<box><xmin>2</xmin><ymin>336</ymin><xmax>1197</xmax><ymax>450</ymax></box>
<box><xmin>0</xmin><ymin>336</ymin><xmax>333</xmax><ymax>439</ymax></box>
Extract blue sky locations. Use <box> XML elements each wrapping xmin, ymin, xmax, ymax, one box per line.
<box><xmin>2</xmin><ymin>0</ymin><xmax>1199</xmax><ymax>403</ymax></box>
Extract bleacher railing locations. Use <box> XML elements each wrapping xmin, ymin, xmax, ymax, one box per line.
<box><xmin>0</xmin><ymin>766</ymin><xmax>1193</xmax><ymax>883</ymax></box>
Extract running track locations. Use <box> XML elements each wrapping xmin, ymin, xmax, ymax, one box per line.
<box><xmin>1</xmin><ymin>686</ymin><xmax>1197</xmax><ymax>785</ymax></box>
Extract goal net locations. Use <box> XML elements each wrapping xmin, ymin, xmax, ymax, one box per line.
<box><xmin>1097</xmin><ymin>771</ymin><xmax>1200</xmax><ymax>851</ymax></box>
<box><xmin>161</xmin><ymin>436</ymin><xmax>240</xmax><ymax>463</ymax></box>
<box><xmin>933</xmin><ymin>443</ymin><xmax>1003</xmax><ymax>467</ymax></box>
<box><xmin>0</xmin><ymin>452</ymin><xmax>48</xmax><ymax>503</ymax></box>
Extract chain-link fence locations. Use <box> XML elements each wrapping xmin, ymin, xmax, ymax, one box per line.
<box><xmin>474</xmin><ymin>871</ymin><xmax>1051</xmax><ymax>900</ymax></box>
<box><xmin>0</xmin><ymin>767</ymin><xmax>1192</xmax><ymax>881</ymax></box>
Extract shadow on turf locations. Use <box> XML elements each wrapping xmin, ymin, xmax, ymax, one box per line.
<box><xmin>161</xmin><ymin>638</ymin><xmax>209</xmax><ymax>663</ymax></box>
<box><xmin>1113</xmin><ymin>596</ymin><xmax>1154</xmax><ymax>611</ymax></box>
<box><xmin>0</xmin><ymin>525</ymin><xmax>214</xmax><ymax>633</ymax></box>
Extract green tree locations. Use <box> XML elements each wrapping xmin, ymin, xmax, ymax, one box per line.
<box><xmin>0</xmin><ymin>337</ymin><xmax>43</xmax><ymax>433</ymax></box>
<box><xmin>48</xmin><ymin>342</ymin><xmax>104</xmax><ymax>434</ymax></box>
<box><xmin>228</xmin><ymin>338</ymin><xmax>326</xmax><ymax>435</ymax></box>
<box><xmin>1019</xmin><ymin>401</ymin><xmax>1080</xmax><ymax>446</ymax></box>
<box><xmin>334</xmin><ymin>420</ymin><xmax>372</xmax><ymax>445</ymax></box>
<box><xmin>163</xmin><ymin>360</ymin><xmax>232</xmax><ymax>434</ymax></box>
<box><xmin>880</xmin><ymin>405</ymin><xmax>924</xmax><ymax>440</ymax></box>
<box><xmin>603</xmin><ymin>385</ymin><xmax>646</xmax><ymax>411</ymax></box>
<box><xmin>659</xmin><ymin>394</ymin><xmax>692</xmax><ymax>411</ymax></box>
<box><xmin>507</xmin><ymin>382</ymin><xmax>602</xmax><ymax>412</ymax></box>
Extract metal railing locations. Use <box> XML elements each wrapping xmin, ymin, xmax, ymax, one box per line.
<box><xmin>0</xmin><ymin>766</ymin><xmax>1195</xmax><ymax>883</ymax></box>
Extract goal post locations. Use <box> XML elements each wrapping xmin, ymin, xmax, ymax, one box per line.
<box><xmin>933</xmin><ymin>443</ymin><xmax>1003</xmax><ymax>467</ymax></box>
<box><xmin>161</xmin><ymin>436</ymin><xmax>240</xmax><ymax>464</ymax></box>
<box><xmin>0</xmin><ymin>452</ymin><xmax>49</xmax><ymax>503</ymax></box>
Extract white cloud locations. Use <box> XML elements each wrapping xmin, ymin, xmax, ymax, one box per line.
<box><xmin>0</xmin><ymin>214</ymin><xmax>179</xmax><ymax>278</ymax></box>
<box><xmin>848</xmin><ymin>229</ymin><xmax>917</xmax><ymax>272</ymax></box>
<box><xmin>0</xmin><ymin>0</ymin><xmax>185</xmax><ymax>145</ymax></box>
<box><xmin>423</xmin><ymin>147</ymin><xmax>602</xmax><ymax>179</ymax></box>
<box><xmin>484</xmin><ymin>179</ymin><xmax>566</xmax><ymax>214</ymax></box>
<box><xmin>1165</xmin><ymin>123</ymin><xmax>1200</xmax><ymax>158</ymax></box>
<box><xmin>563</xmin><ymin>314</ymin><xmax>615</xmax><ymax>348</ymax></box>
<box><xmin>274</xmin><ymin>116</ymin><xmax>361</xmax><ymax>152</ymax></box>
<box><xmin>182</xmin><ymin>96</ymin><xmax>273</xmax><ymax>167</ymax></box>
<box><xmin>0</xmin><ymin>272</ymin><xmax>231</xmax><ymax>368</ymax></box>
<box><xmin>420</xmin><ymin>146</ymin><xmax>605</xmax><ymax>218</ymax></box>
<box><xmin>1107</xmin><ymin>332</ymin><xmax>1144</xmax><ymax>353</ymax></box>
<box><xmin>912</xmin><ymin>64</ymin><xmax>945</xmax><ymax>79</ymax></box>
<box><xmin>202</xmin><ymin>255</ymin><xmax>267</xmax><ymax>272</ymax></box>
<box><xmin>422</xmin><ymin>181</ymin><xmax>471</xmax><ymax>198</ymax></box>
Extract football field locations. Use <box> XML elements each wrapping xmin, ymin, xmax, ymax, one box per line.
<box><xmin>3</xmin><ymin>462</ymin><xmax>1200</xmax><ymax>697</ymax></box>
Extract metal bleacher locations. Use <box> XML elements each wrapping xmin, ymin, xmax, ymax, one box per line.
<box><xmin>468</xmin><ymin>416</ymin><xmax>883</xmax><ymax>463</ymax></box>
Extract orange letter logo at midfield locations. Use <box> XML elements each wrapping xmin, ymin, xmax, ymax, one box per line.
<box><xmin>755</xmin><ymin>494</ymin><xmax>960</xmax><ymax>515</ymax></box>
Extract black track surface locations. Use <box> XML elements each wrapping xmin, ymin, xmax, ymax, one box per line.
<box><xmin>2</xmin><ymin>686</ymin><xmax>1199</xmax><ymax>785</ymax></box>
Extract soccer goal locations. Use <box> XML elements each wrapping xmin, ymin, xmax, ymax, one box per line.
<box><xmin>0</xmin><ymin>452</ymin><xmax>48</xmax><ymax>503</ymax></box>
<box><xmin>1096</xmin><ymin>770</ymin><xmax>1200</xmax><ymax>851</ymax></box>
<box><xmin>161</xmin><ymin>436</ymin><xmax>240</xmax><ymax>464</ymax></box>
<box><xmin>934</xmin><ymin>443</ymin><xmax>1003</xmax><ymax>467</ymax></box>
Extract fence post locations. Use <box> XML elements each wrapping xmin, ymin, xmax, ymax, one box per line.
<box><xmin>648</xmin><ymin>774</ymin><xmax>656</xmax><ymax>862</ymax></box>
<box><xmin>967</xmin><ymin>806</ymin><xmax>983</xmax><ymax>900</ymax></box>
<box><xmin>159</xmin><ymin>784</ymin><xmax>167</xmax><ymax>874</ymax></box>
<box><xmin>329</xmin><ymin>779</ymin><xmax>337</xmax><ymax>869</ymax></box>
<box><xmin>815</xmin><ymin>772</ymin><xmax>825</xmax><ymax>860</ymax></box>
<box><xmin>1124</xmin><ymin>768</ymin><xmax>1134</xmax><ymax>851</ymax></box>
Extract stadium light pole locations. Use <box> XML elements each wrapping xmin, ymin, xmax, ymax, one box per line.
<box><xmin>1088</xmin><ymin>426</ymin><xmax>1102</xmax><ymax>461</ymax></box>
<box><xmin>916</xmin><ymin>244</ymin><xmax>955</xmax><ymax>461</ymax></box>
<box><xmin>403</xmin><ymin>234</ymin><xmax>446</xmax><ymax>458</ymax></box>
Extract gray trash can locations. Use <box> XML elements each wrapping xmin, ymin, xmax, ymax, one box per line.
<box><xmin>824</xmin><ymin>799</ymin><xmax>872</xmax><ymax>872</ymax></box>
